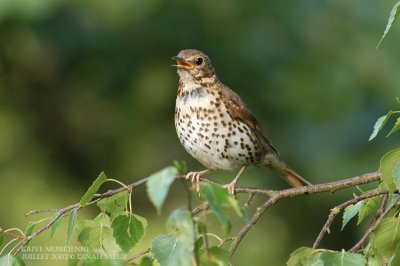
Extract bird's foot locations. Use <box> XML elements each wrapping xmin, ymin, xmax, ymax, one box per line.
<box><xmin>223</xmin><ymin>165</ymin><xmax>247</xmax><ymax>197</ymax></box>
<box><xmin>223</xmin><ymin>181</ymin><xmax>237</xmax><ymax>197</ymax></box>
<box><xmin>185</xmin><ymin>169</ymin><xmax>211</xmax><ymax>192</ymax></box>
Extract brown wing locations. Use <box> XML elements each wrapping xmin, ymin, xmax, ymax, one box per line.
<box><xmin>220</xmin><ymin>84</ymin><xmax>279</xmax><ymax>156</ymax></box>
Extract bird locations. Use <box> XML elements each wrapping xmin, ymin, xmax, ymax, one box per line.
<box><xmin>172</xmin><ymin>49</ymin><xmax>311</xmax><ymax>195</ymax></box>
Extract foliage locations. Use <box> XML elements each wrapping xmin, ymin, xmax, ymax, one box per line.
<box><xmin>0</xmin><ymin>102</ymin><xmax>398</xmax><ymax>264</ymax></box>
<box><xmin>288</xmin><ymin>248</ymin><xmax>366</xmax><ymax>266</ymax></box>
<box><xmin>288</xmin><ymin>101</ymin><xmax>400</xmax><ymax>266</ymax></box>
<box><xmin>146</xmin><ymin>166</ymin><xmax>177</xmax><ymax>214</ymax></box>
<box><xmin>0</xmin><ymin>105</ymin><xmax>399</xmax><ymax>265</ymax></box>
<box><xmin>377</xmin><ymin>1</ymin><xmax>400</xmax><ymax>48</ymax></box>
<box><xmin>0</xmin><ymin>105</ymin><xmax>400</xmax><ymax>266</ymax></box>
<box><xmin>0</xmin><ymin>166</ymin><xmax>244</xmax><ymax>265</ymax></box>
<box><xmin>369</xmin><ymin>98</ymin><xmax>400</xmax><ymax>141</ymax></box>
<box><xmin>0</xmin><ymin>2</ymin><xmax>400</xmax><ymax>265</ymax></box>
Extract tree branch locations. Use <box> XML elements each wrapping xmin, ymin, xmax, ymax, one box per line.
<box><xmin>229</xmin><ymin>171</ymin><xmax>381</xmax><ymax>255</ymax></box>
<box><xmin>7</xmin><ymin>171</ymin><xmax>381</xmax><ymax>261</ymax></box>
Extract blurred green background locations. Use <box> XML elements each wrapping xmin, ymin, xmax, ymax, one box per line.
<box><xmin>0</xmin><ymin>0</ymin><xmax>399</xmax><ymax>265</ymax></box>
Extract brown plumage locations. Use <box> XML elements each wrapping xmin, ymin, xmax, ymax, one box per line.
<box><xmin>172</xmin><ymin>49</ymin><xmax>310</xmax><ymax>194</ymax></box>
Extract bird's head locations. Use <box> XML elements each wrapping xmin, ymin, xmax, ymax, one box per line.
<box><xmin>172</xmin><ymin>49</ymin><xmax>216</xmax><ymax>84</ymax></box>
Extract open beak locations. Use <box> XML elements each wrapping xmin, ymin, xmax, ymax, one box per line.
<box><xmin>171</xmin><ymin>56</ymin><xmax>193</xmax><ymax>70</ymax></box>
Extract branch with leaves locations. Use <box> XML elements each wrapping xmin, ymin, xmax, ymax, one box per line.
<box><xmin>288</xmin><ymin>99</ymin><xmax>400</xmax><ymax>266</ymax></box>
<box><xmin>1</xmin><ymin>100</ymin><xmax>400</xmax><ymax>266</ymax></box>
<box><xmin>0</xmin><ymin>167</ymin><xmax>385</xmax><ymax>266</ymax></box>
<box><xmin>0</xmin><ymin>101</ymin><xmax>400</xmax><ymax>266</ymax></box>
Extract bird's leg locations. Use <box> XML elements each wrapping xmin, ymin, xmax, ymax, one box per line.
<box><xmin>224</xmin><ymin>165</ymin><xmax>247</xmax><ymax>196</ymax></box>
<box><xmin>185</xmin><ymin>169</ymin><xmax>212</xmax><ymax>192</ymax></box>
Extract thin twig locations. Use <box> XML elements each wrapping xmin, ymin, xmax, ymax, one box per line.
<box><xmin>219</xmin><ymin>237</ymin><xmax>235</xmax><ymax>247</ymax></box>
<box><xmin>313</xmin><ymin>190</ymin><xmax>387</xmax><ymax>249</ymax></box>
<box><xmin>15</xmin><ymin>177</ymin><xmax>151</xmax><ymax>255</ymax></box>
<box><xmin>229</xmin><ymin>191</ymin><xmax>279</xmax><ymax>255</ymax></box>
<box><xmin>244</xmin><ymin>193</ymin><xmax>255</xmax><ymax>208</ymax></box>
<box><xmin>15</xmin><ymin>204</ymin><xmax>78</xmax><ymax>255</ymax></box>
<box><xmin>0</xmin><ymin>229</ymin><xmax>25</xmax><ymax>240</ymax></box>
<box><xmin>125</xmin><ymin>248</ymin><xmax>151</xmax><ymax>263</ymax></box>
<box><xmin>25</xmin><ymin>208</ymin><xmax>59</xmax><ymax>216</ymax></box>
<box><xmin>347</xmin><ymin>193</ymin><xmax>388</xmax><ymax>252</ymax></box>
<box><xmin>229</xmin><ymin>171</ymin><xmax>381</xmax><ymax>255</ymax></box>
<box><xmin>349</xmin><ymin>194</ymin><xmax>398</xmax><ymax>252</ymax></box>
<box><xmin>202</xmin><ymin>203</ymin><xmax>210</xmax><ymax>258</ymax></box>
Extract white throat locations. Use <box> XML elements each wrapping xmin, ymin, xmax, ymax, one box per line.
<box><xmin>177</xmin><ymin>69</ymin><xmax>196</xmax><ymax>85</ymax></box>
<box><xmin>178</xmin><ymin>69</ymin><xmax>199</xmax><ymax>91</ymax></box>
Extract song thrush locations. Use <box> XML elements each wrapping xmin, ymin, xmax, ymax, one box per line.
<box><xmin>172</xmin><ymin>49</ymin><xmax>311</xmax><ymax>194</ymax></box>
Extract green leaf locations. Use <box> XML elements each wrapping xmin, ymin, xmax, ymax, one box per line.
<box><xmin>385</xmin><ymin>194</ymin><xmax>400</xmax><ymax>212</ymax></box>
<box><xmin>97</xmin><ymin>191</ymin><xmax>128</xmax><ymax>220</ymax></box>
<box><xmin>150</xmin><ymin>235</ymin><xmax>193</xmax><ymax>266</ymax></box>
<box><xmin>371</xmin><ymin>217</ymin><xmax>400</xmax><ymax>260</ymax></box>
<box><xmin>173</xmin><ymin>160</ymin><xmax>187</xmax><ymax>175</ymax></box>
<box><xmin>68</xmin><ymin>253</ymin><xmax>79</xmax><ymax>266</ymax></box>
<box><xmin>394</xmin><ymin>162</ymin><xmax>400</xmax><ymax>191</ymax></box>
<box><xmin>379</xmin><ymin>148</ymin><xmax>400</xmax><ymax>192</ymax></box>
<box><xmin>200</xmin><ymin>183</ymin><xmax>246</xmax><ymax>235</ymax></box>
<box><xmin>0</xmin><ymin>255</ymin><xmax>26</xmax><ymax>266</ymax></box>
<box><xmin>0</xmin><ymin>234</ymin><xmax>4</xmax><ymax>247</ymax></box>
<box><xmin>138</xmin><ymin>257</ymin><xmax>153</xmax><ymax>266</ymax></box>
<box><xmin>81</xmin><ymin>258</ymin><xmax>125</xmax><ymax>266</ymax></box>
<box><xmin>303</xmin><ymin>255</ymin><xmax>324</xmax><ymax>266</ymax></box>
<box><xmin>25</xmin><ymin>221</ymin><xmax>37</xmax><ymax>237</ymax></box>
<box><xmin>194</xmin><ymin>216</ymin><xmax>206</xmax><ymax>236</ymax></box>
<box><xmin>166</xmin><ymin>210</ymin><xmax>195</xmax><ymax>246</ymax></box>
<box><xmin>342</xmin><ymin>201</ymin><xmax>363</xmax><ymax>230</ymax></box>
<box><xmin>79</xmin><ymin>171</ymin><xmax>108</xmax><ymax>206</ymax></box>
<box><xmin>377</xmin><ymin>1</ymin><xmax>400</xmax><ymax>48</ymax></box>
<box><xmin>160</xmin><ymin>211</ymin><xmax>195</xmax><ymax>265</ymax></box>
<box><xmin>0</xmin><ymin>255</ymin><xmax>25</xmax><ymax>266</ymax></box>
<box><xmin>146</xmin><ymin>166</ymin><xmax>177</xmax><ymax>214</ymax></box>
<box><xmin>392</xmin><ymin>243</ymin><xmax>400</xmax><ymax>266</ymax></box>
<box><xmin>111</xmin><ymin>213</ymin><xmax>146</xmax><ymax>253</ymax></box>
<box><xmin>194</xmin><ymin>236</ymin><xmax>204</xmax><ymax>254</ymax></box>
<box><xmin>200</xmin><ymin>247</ymin><xmax>230</xmax><ymax>266</ymax></box>
<box><xmin>357</xmin><ymin>196</ymin><xmax>382</xmax><ymax>225</ymax></box>
<box><xmin>319</xmin><ymin>250</ymin><xmax>366</xmax><ymax>266</ymax></box>
<box><xmin>287</xmin><ymin>247</ymin><xmax>320</xmax><ymax>266</ymax></box>
<box><xmin>367</xmin><ymin>256</ymin><xmax>385</xmax><ymax>266</ymax></box>
<box><xmin>76</xmin><ymin>213</ymin><xmax>120</xmax><ymax>253</ymax></box>
<box><xmin>369</xmin><ymin>114</ymin><xmax>391</xmax><ymax>141</ymax></box>
<box><xmin>50</xmin><ymin>214</ymin><xmax>63</xmax><ymax>238</ymax></box>
<box><xmin>387</xmin><ymin>117</ymin><xmax>400</xmax><ymax>137</ymax></box>
<box><xmin>66</xmin><ymin>208</ymin><xmax>78</xmax><ymax>245</ymax></box>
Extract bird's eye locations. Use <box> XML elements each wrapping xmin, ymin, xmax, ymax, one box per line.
<box><xmin>195</xmin><ymin>57</ymin><xmax>203</xmax><ymax>66</ymax></box>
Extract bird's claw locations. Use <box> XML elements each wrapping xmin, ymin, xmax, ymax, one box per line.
<box><xmin>185</xmin><ymin>169</ymin><xmax>211</xmax><ymax>192</ymax></box>
<box><xmin>185</xmin><ymin>171</ymin><xmax>202</xmax><ymax>192</ymax></box>
<box><xmin>223</xmin><ymin>181</ymin><xmax>237</xmax><ymax>197</ymax></box>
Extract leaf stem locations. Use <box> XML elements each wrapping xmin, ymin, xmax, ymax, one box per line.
<box><xmin>2</xmin><ymin>228</ymin><xmax>25</xmax><ymax>239</ymax></box>
<box><xmin>0</xmin><ymin>238</ymin><xmax>20</xmax><ymax>255</ymax></box>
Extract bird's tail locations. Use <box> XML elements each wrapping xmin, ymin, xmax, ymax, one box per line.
<box><xmin>280</xmin><ymin>167</ymin><xmax>311</xmax><ymax>187</ymax></box>
<box><xmin>265</xmin><ymin>155</ymin><xmax>311</xmax><ymax>187</ymax></box>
